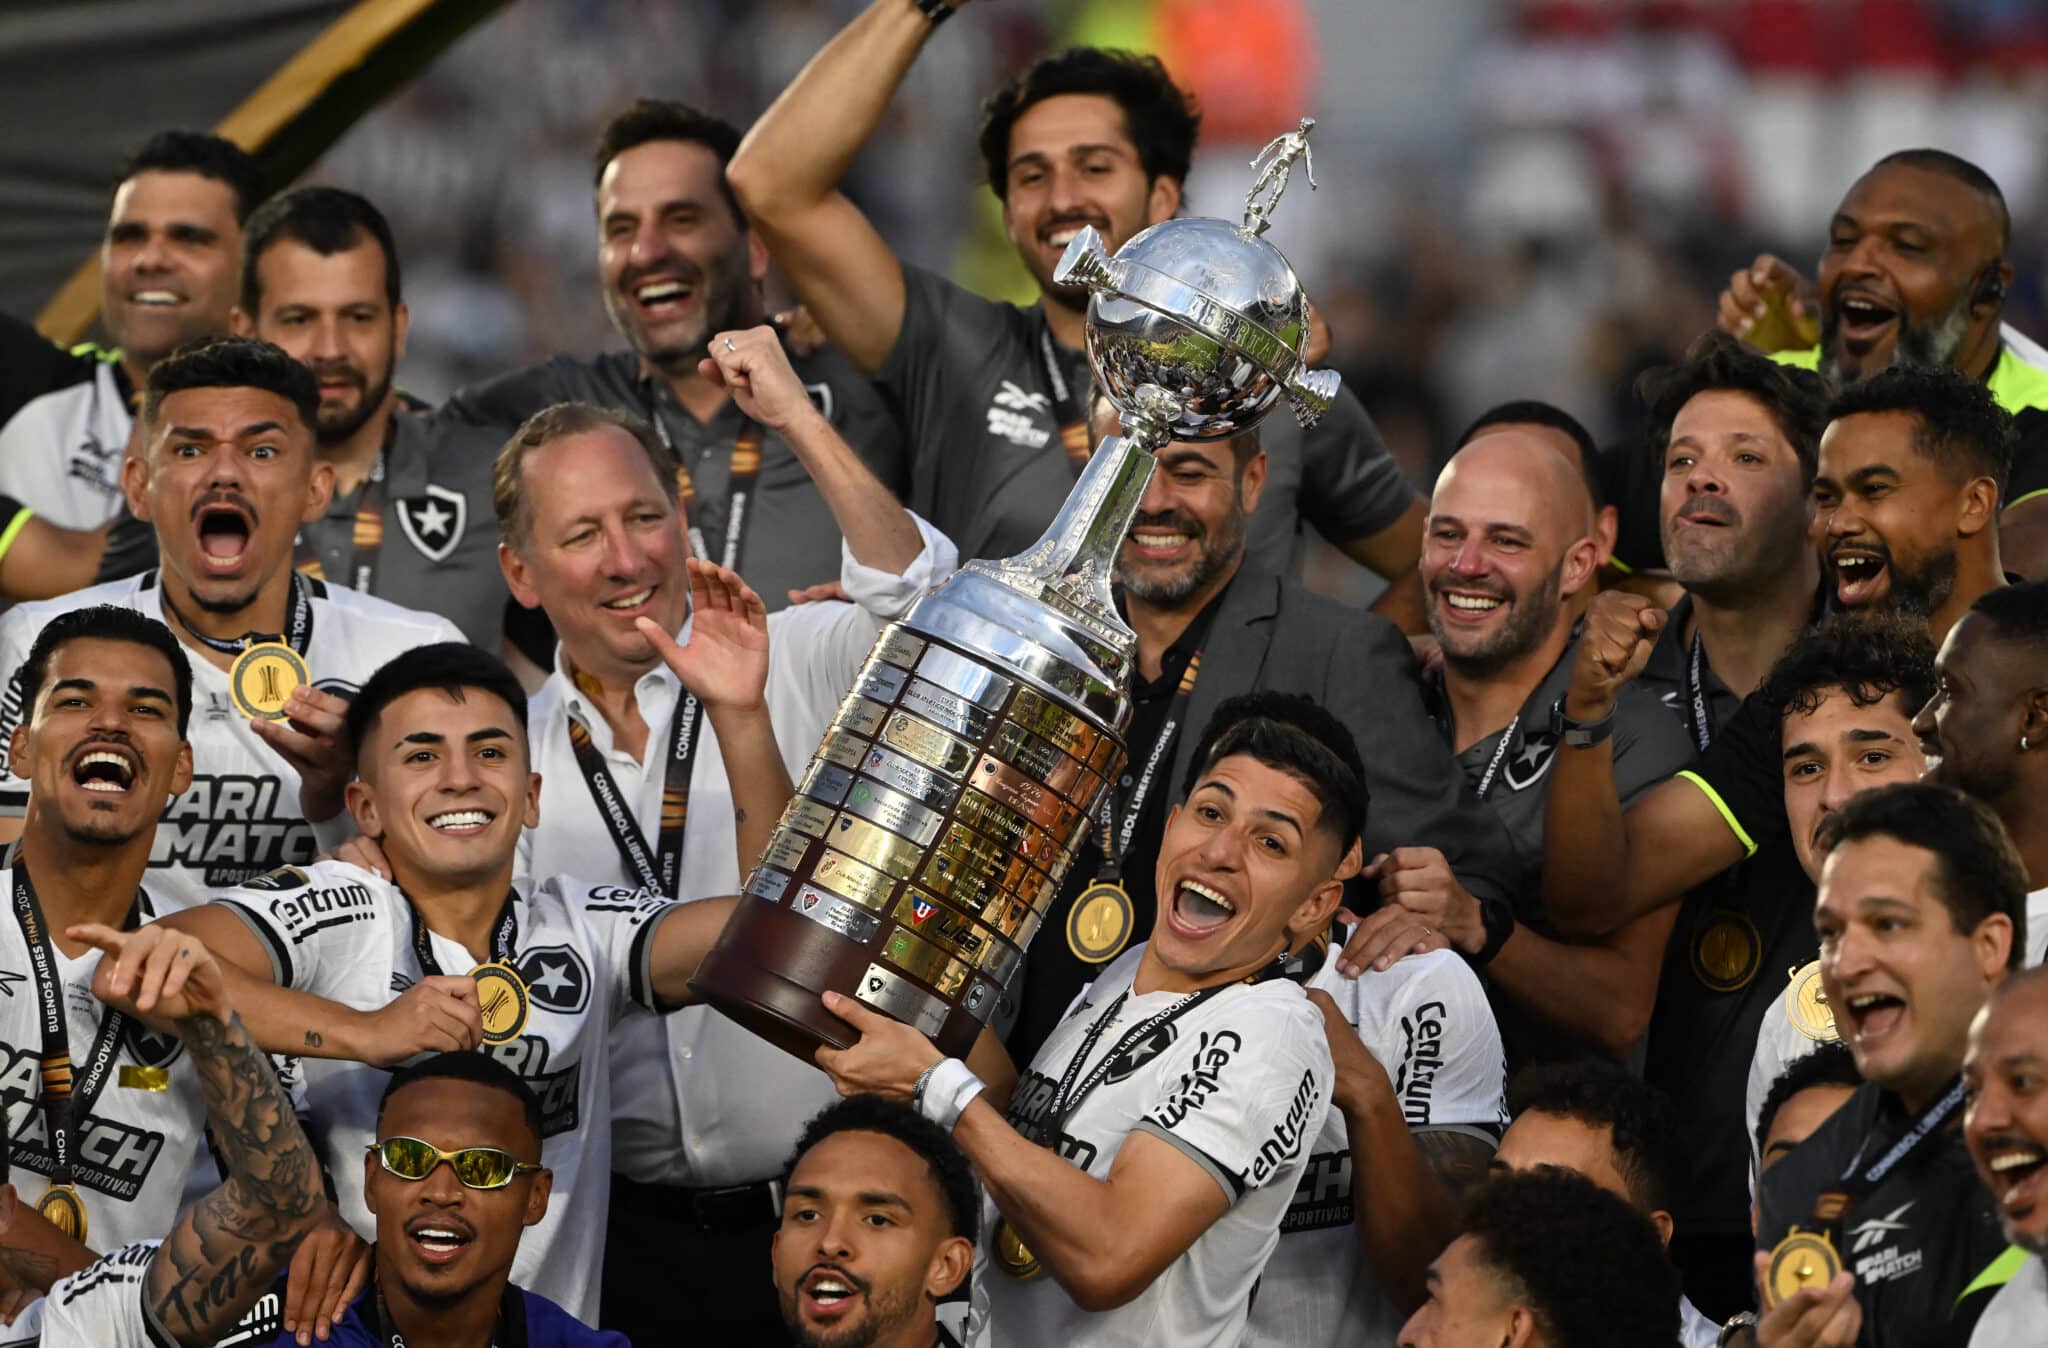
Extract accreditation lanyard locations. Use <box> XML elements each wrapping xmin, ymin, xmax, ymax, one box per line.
<box><xmin>12</xmin><ymin>866</ymin><xmax>139</xmax><ymax>1197</ymax></box>
<box><xmin>294</xmin><ymin>418</ymin><xmax>395</xmax><ymax>594</ymax></box>
<box><xmin>407</xmin><ymin>889</ymin><xmax>519</xmax><ymax>976</ymax></box>
<box><xmin>1039</xmin><ymin>328</ymin><xmax>1093</xmax><ymax>473</ymax></box>
<box><xmin>373</xmin><ymin>1273</ymin><xmax>523</xmax><ymax>1348</ymax></box>
<box><xmin>650</xmin><ymin>405</ymin><xmax>763</xmax><ymax>573</ymax></box>
<box><xmin>1093</xmin><ymin>653</ymin><xmax>1202</xmax><ymax>883</ymax></box>
<box><xmin>1685</xmin><ymin>631</ymin><xmax>1716</xmax><ymax>754</ymax></box>
<box><xmin>1471</xmin><ymin>712</ymin><xmax>1523</xmax><ymax>803</ymax></box>
<box><xmin>1813</xmin><ymin>1080</ymin><xmax>1967</xmax><ymax>1235</ymax></box>
<box><xmin>160</xmin><ymin>569</ymin><xmax>314</xmax><ymax>658</ymax></box>
<box><xmin>566</xmin><ymin>685</ymin><xmax>704</xmax><ymax>898</ymax></box>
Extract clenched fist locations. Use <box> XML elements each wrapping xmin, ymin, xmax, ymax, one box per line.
<box><xmin>1566</xmin><ymin>590</ymin><xmax>1666</xmax><ymax>721</ymax></box>
<box><xmin>1718</xmin><ymin>254</ymin><xmax>1820</xmax><ymax>354</ymax></box>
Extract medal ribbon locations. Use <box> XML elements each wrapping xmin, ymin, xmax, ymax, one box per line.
<box><xmin>160</xmin><ymin>569</ymin><xmax>315</xmax><ymax>658</ymax></box>
<box><xmin>1471</xmin><ymin>712</ymin><xmax>1522</xmax><ymax>803</ymax></box>
<box><xmin>1093</xmin><ymin>653</ymin><xmax>1202</xmax><ymax>883</ymax></box>
<box><xmin>407</xmin><ymin>889</ymin><xmax>519</xmax><ymax>977</ymax></box>
<box><xmin>1040</xmin><ymin>328</ymin><xmax>1092</xmax><ymax>472</ymax></box>
<box><xmin>650</xmin><ymin>404</ymin><xmax>763</xmax><ymax>573</ymax></box>
<box><xmin>12</xmin><ymin>866</ymin><xmax>141</xmax><ymax>1198</ymax></box>
<box><xmin>294</xmin><ymin>418</ymin><xmax>394</xmax><ymax>593</ymax></box>
<box><xmin>1810</xmin><ymin>1078</ymin><xmax>1968</xmax><ymax>1236</ymax></box>
<box><xmin>566</xmin><ymin>684</ymin><xmax>704</xmax><ymax>898</ymax></box>
<box><xmin>1685</xmin><ymin>630</ymin><xmax>1715</xmax><ymax>754</ymax></box>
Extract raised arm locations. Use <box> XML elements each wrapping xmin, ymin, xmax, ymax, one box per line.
<box><xmin>726</xmin><ymin>0</ymin><xmax>940</xmax><ymax>373</ymax></box>
<box><xmin>73</xmin><ymin>924</ymin><xmax>325</xmax><ymax>1348</ymax></box>
<box><xmin>702</xmin><ymin>327</ymin><xmax>923</xmax><ymax>574</ymax></box>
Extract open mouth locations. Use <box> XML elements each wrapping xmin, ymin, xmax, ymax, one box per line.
<box><xmin>1042</xmin><ymin>218</ymin><xmax>1107</xmax><ymax>254</ymax></box>
<box><xmin>1833</xmin><ymin>291</ymin><xmax>1898</xmax><ymax>346</ymax></box>
<box><xmin>1829</xmin><ymin>549</ymin><xmax>1888</xmax><ymax>607</ymax></box>
<box><xmin>406</xmin><ymin>1219</ymin><xmax>474</xmax><ymax>1266</ymax></box>
<box><xmin>70</xmin><ymin>746</ymin><xmax>138</xmax><ymax>795</ymax></box>
<box><xmin>631</xmin><ymin>277</ymin><xmax>695</xmax><ymax>317</ymax></box>
<box><xmin>427</xmin><ymin>809</ymin><xmax>494</xmax><ymax>835</ymax></box>
<box><xmin>1844</xmin><ymin>990</ymin><xmax>1906</xmax><ymax>1044</ymax></box>
<box><xmin>1434</xmin><ymin>588</ymin><xmax>1506</xmax><ymax>621</ymax></box>
<box><xmin>800</xmin><ymin>1265</ymin><xmax>867</xmax><ymax>1319</ymax></box>
<box><xmin>128</xmin><ymin>289</ymin><xmax>186</xmax><ymax>309</ymax></box>
<box><xmin>1169</xmin><ymin>878</ymin><xmax>1237</xmax><ymax>936</ymax></box>
<box><xmin>194</xmin><ymin>504</ymin><xmax>254</xmax><ymax>571</ymax></box>
<box><xmin>1984</xmin><ymin>1141</ymin><xmax>2048</xmax><ymax>1217</ymax></box>
<box><xmin>601</xmin><ymin>587</ymin><xmax>655</xmax><ymax>613</ymax></box>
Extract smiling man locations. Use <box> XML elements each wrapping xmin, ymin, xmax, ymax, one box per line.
<box><xmin>773</xmin><ymin>1095</ymin><xmax>978</xmax><ymax>1348</ymax></box>
<box><xmin>813</xmin><ymin>691</ymin><xmax>1356</xmax><ymax>1347</ymax></box>
<box><xmin>1754</xmin><ymin>782</ymin><xmax>2024</xmax><ymax>1348</ymax></box>
<box><xmin>1962</xmin><ymin>967</ymin><xmax>2048</xmax><ymax>1346</ymax></box>
<box><xmin>0</xmin><ymin>337</ymin><xmax>463</xmax><ymax>906</ymax></box>
<box><xmin>729</xmin><ymin>11</ymin><xmax>1428</xmax><ymax>628</ymax></box>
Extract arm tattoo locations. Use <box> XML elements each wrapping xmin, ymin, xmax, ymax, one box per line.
<box><xmin>146</xmin><ymin>1012</ymin><xmax>325</xmax><ymax>1345</ymax></box>
<box><xmin>303</xmin><ymin>1031</ymin><xmax>322</xmax><ymax>1049</ymax></box>
<box><xmin>1414</xmin><ymin>1129</ymin><xmax>1497</xmax><ymax>1199</ymax></box>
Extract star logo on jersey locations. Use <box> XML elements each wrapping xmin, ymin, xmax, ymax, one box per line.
<box><xmin>1101</xmin><ymin>1023</ymin><xmax>1179</xmax><ymax>1085</ymax></box>
<box><xmin>395</xmin><ymin>484</ymin><xmax>467</xmax><ymax>564</ymax></box>
<box><xmin>0</xmin><ymin>969</ymin><xmax>25</xmax><ymax>999</ymax></box>
<box><xmin>124</xmin><ymin>1020</ymin><xmax>184</xmax><ymax>1070</ymax></box>
<box><xmin>803</xmin><ymin>382</ymin><xmax>835</xmax><ymax>422</ymax></box>
<box><xmin>514</xmin><ymin>945</ymin><xmax>589</xmax><ymax>1016</ymax></box>
<box><xmin>1500</xmin><ymin>730</ymin><xmax>1559</xmax><ymax>792</ymax></box>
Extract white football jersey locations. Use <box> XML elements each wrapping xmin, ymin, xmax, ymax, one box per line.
<box><xmin>1247</xmin><ymin>946</ymin><xmax>1506</xmax><ymax>1348</ymax></box>
<box><xmin>0</xmin><ymin>570</ymin><xmax>464</xmax><ymax>911</ymax></box>
<box><xmin>213</xmin><ymin>860</ymin><xmax>679</xmax><ymax>1327</ymax></box>
<box><xmin>0</xmin><ymin>361</ymin><xmax>132</xmax><ymax>530</ymax></box>
<box><xmin>0</xmin><ymin>877</ymin><xmax>205</xmax><ymax>1259</ymax></box>
<box><xmin>970</xmin><ymin>944</ymin><xmax>1334</xmax><ymax>1348</ymax></box>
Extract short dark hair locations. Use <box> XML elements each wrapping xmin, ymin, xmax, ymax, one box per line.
<box><xmin>1505</xmin><ymin>1061</ymin><xmax>1685</xmax><ymax>1217</ymax></box>
<box><xmin>785</xmin><ymin>1095</ymin><xmax>981</xmax><ymax>1247</ymax></box>
<box><xmin>240</xmin><ymin>186</ymin><xmax>402</xmax><ymax>315</ymax></box>
<box><xmin>592</xmin><ymin>99</ymin><xmax>744</xmax><ymax>223</ymax></box>
<box><xmin>1826</xmin><ymin>364</ymin><xmax>2015</xmax><ymax>498</ymax></box>
<box><xmin>1869</xmin><ymin>148</ymin><xmax>2011</xmax><ymax>252</ymax></box>
<box><xmin>492</xmin><ymin>402</ymin><xmax>680</xmax><ymax>549</ymax></box>
<box><xmin>378</xmin><ymin>1051</ymin><xmax>544</xmax><ymax>1154</ymax></box>
<box><xmin>1638</xmin><ymin>330</ymin><xmax>1832</xmax><ymax>488</ymax></box>
<box><xmin>345</xmin><ymin>643</ymin><xmax>530</xmax><ymax>762</ymax></box>
<box><xmin>1755</xmin><ymin>615</ymin><xmax>1937</xmax><ymax>726</ymax></box>
<box><xmin>121</xmin><ymin>130</ymin><xmax>267</xmax><ymax>223</ymax></box>
<box><xmin>1967</xmin><ymin>579</ymin><xmax>2048</xmax><ymax>653</ymax></box>
<box><xmin>1817</xmin><ymin>782</ymin><xmax>2029</xmax><ymax>969</ymax></box>
<box><xmin>1180</xmin><ymin>691</ymin><xmax>1367</xmax><ymax>848</ymax></box>
<box><xmin>141</xmin><ymin>335</ymin><xmax>318</xmax><ymax>434</ymax></box>
<box><xmin>1755</xmin><ymin>1043</ymin><xmax>1860</xmax><ymax>1157</ymax></box>
<box><xmin>17</xmin><ymin>606</ymin><xmax>192</xmax><ymax>739</ymax></box>
<box><xmin>1457</xmin><ymin>400</ymin><xmax>1603</xmax><ymax>506</ymax></box>
<box><xmin>1462</xmin><ymin>1169</ymin><xmax>1681</xmax><ymax>1348</ymax></box>
<box><xmin>977</xmin><ymin>48</ymin><xmax>1200</xmax><ymax>203</ymax></box>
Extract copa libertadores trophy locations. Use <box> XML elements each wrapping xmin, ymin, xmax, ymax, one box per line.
<box><xmin>689</xmin><ymin>119</ymin><xmax>1341</xmax><ymax>1060</ymax></box>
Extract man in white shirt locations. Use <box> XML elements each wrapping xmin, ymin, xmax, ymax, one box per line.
<box><xmin>495</xmin><ymin>324</ymin><xmax>953</xmax><ymax>1342</ymax></box>
<box><xmin>0</xmin><ymin>336</ymin><xmax>464</xmax><ymax>909</ymax></box>
<box><xmin>815</xmin><ymin>691</ymin><xmax>1357</xmax><ymax>1347</ymax></box>
<box><xmin>154</xmin><ymin>641</ymin><xmax>759</xmax><ymax>1325</ymax></box>
<box><xmin>1963</xmin><ymin>966</ymin><xmax>2048</xmax><ymax>1346</ymax></box>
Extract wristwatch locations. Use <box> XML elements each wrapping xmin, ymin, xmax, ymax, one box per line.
<box><xmin>1550</xmin><ymin>693</ymin><xmax>1614</xmax><ymax>749</ymax></box>
<box><xmin>1717</xmin><ymin>1311</ymin><xmax>1757</xmax><ymax>1347</ymax></box>
<box><xmin>910</xmin><ymin>0</ymin><xmax>958</xmax><ymax>24</ymax></box>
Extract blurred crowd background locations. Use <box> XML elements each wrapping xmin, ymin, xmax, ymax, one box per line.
<box><xmin>312</xmin><ymin>0</ymin><xmax>2048</xmax><ymax>595</ymax></box>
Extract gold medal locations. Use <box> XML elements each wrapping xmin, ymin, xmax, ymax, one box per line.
<box><xmin>37</xmin><ymin>1183</ymin><xmax>86</xmax><ymax>1243</ymax></box>
<box><xmin>1785</xmin><ymin>961</ymin><xmax>1838</xmax><ymax>1042</ymax></box>
<box><xmin>118</xmin><ymin>1065</ymin><xmax>170</xmax><ymax>1092</ymax></box>
<box><xmin>471</xmin><ymin>962</ymin><xmax>530</xmax><ymax>1045</ymax></box>
<box><xmin>993</xmin><ymin>1218</ymin><xmax>1042</xmax><ymax>1279</ymax></box>
<box><xmin>228</xmin><ymin>642</ymin><xmax>308</xmax><ymax>721</ymax></box>
<box><xmin>1067</xmin><ymin>881</ymin><xmax>1134</xmax><ymax>965</ymax></box>
<box><xmin>1690</xmin><ymin>910</ymin><xmax>1762</xmax><ymax>992</ymax></box>
<box><xmin>1764</xmin><ymin>1227</ymin><xmax>1842</xmax><ymax>1307</ymax></box>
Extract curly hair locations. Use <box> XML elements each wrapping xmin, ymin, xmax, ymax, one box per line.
<box><xmin>1755</xmin><ymin>1042</ymin><xmax>1860</xmax><ymax>1157</ymax></box>
<box><xmin>977</xmin><ymin>48</ymin><xmax>1199</xmax><ymax>201</ymax></box>
<box><xmin>1638</xmin><ymin>330</ymin><xmax>1832</xmax><ymax>487</ymax></box>
<box><xmin>785</xmin><ymin>1095</ymin><xmax>980</xmax><ymax>1246</ymax></box>
<box><xmin>1826</xmin><ymin>363</ymin><xmax>2015</xmax><ymax>498</ymax></box>
<box><xmin>1462</xmin><ymin>1169</ymin><xmax>1680</xmax><ymax>1348</ymax></box>
<box><xmin>1754</xmin><ymin>616</ymin><xmax>1936</xmax><ymax>725</ymax></box>
<box><xmin>1505</xmin><ymin>1060</ymin><xmax>1685</xmax><ymax>1216</ymax></box>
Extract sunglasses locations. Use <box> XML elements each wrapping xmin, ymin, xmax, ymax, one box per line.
<box><xmin>367</xmin><ymin>1136</ymin><xmax>544</xmax><ymax>1191</ymax></box>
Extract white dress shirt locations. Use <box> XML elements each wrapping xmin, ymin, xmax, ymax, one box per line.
<box><xmin>517</xmin><ymin>513</ymin><xmax>956</xmax><ymax>1184</ymax></box>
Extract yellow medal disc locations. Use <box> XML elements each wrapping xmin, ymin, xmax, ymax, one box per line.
<box><xmin>1690</xmin><ymin>910</ymin><xmax>1762</xmax><ymax>992</ymax></box>
<box><xmin>37</xmin><ymin>1183</ymin><xmax>86</xmax><ymax>1243</ymax></box>
<box><xmin>1785</xmin><ymin>961</ymin><xmax>1838</xmax><ymax>1042</ymax></box>
<box><xmin>1764</xmin><ymin>1227</ymin><xmax>1842</xmax><ymax>1307</ymax></box>
<box><xmin>471</xmin><ymin>962</ymin><xmax>530</xmax><ymax>1045</ymax></box>
<box><xmin>1067</xmin><ymin>881</ymin><xmax>1134</xmax><ymax>965</ymax></box>
<box><xmin>229</xmin><ymin>642</ymin><xmax>308</xmax><ymax>721</ymax></box>
<box><xmin>993</xmin><ymin>1218</ymin><xmax>1042</xmax><ymax>1280</ymax></box>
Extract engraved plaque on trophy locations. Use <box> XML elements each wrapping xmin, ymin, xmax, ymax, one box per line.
<box><xmin>688</xmin><ymin>120</ymin><xmax>1339</xmax><ymax>1059</ymax></box>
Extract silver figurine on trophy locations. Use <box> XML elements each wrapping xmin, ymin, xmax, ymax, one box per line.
<box><xmin>687</xmin><ymin>121</ymin><xmax>1340</xmax><ymax>1060</ymax></box>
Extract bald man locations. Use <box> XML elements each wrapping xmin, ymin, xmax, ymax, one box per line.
<box><xmin>1345</xmin><ymin>429</ymin><xmax>1694</xmax><ymax>1069</ymax></box>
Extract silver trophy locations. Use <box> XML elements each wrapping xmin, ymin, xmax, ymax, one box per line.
<box><xmin>689</xmin><ymin>122</ymin><xmax>1340</xmax><ymax>1060</ymax></box>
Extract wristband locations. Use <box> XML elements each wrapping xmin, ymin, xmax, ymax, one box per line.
<box><xmin>909</xmin><ymin>0</ymin><xmax>957</xmax><ymax>25</ymax></box>
<box><xmin>914</xmin><ymin>1057</ymin><xmax>985</xmax><ymax>1132</ymax></box>
<box><xmin>1550</xmin><ymin>693</ymin><xmax>1615</xmax><ymax>749</ymax></box>
<box><xmin>0</xmin><ymin>496</ymin><xmax>31</xmax><ymax>567</ymax></box>
<box><xmin>1469</xmin><ymin>897</ymin><xmax>1514</xmax><ymax>967</ymax></box>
